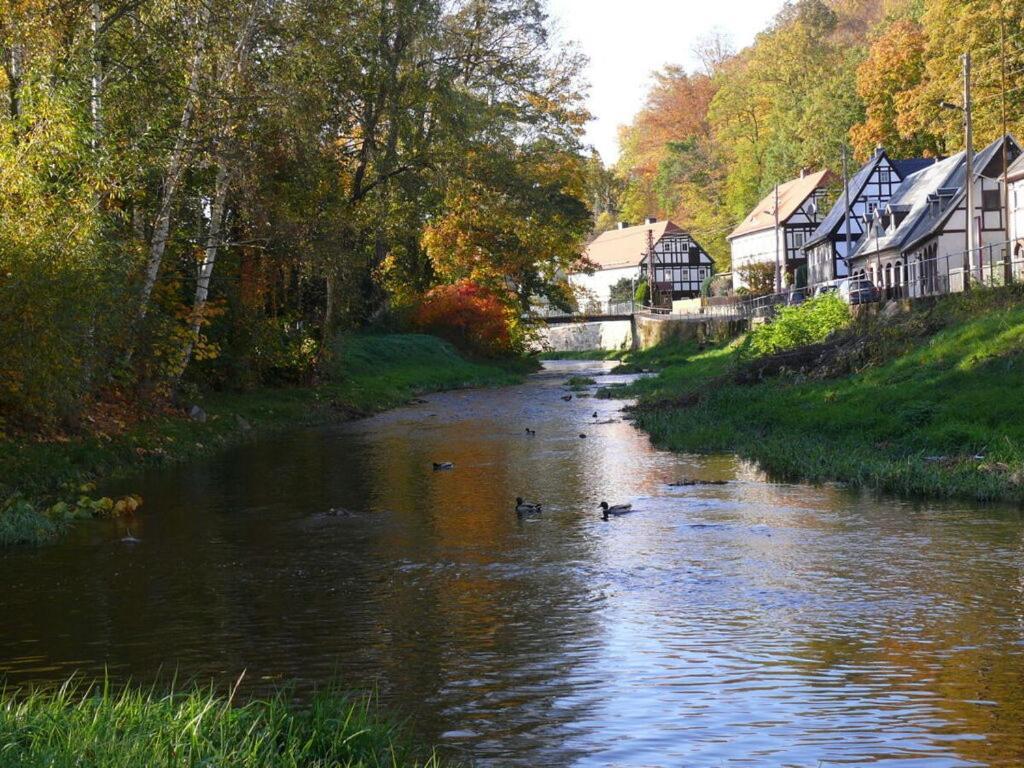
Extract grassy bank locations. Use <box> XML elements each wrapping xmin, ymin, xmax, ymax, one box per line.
<box><xmin>1</xmin><ymin>334</ymin><xmax>531</xmax><ymax>545</ymax></box>
<box><xmin>608</xmin><ymin>286</ymin><xmax>1024</xmax><ymax>503</ymax></box>
<box><xmin>0</xmin><ymin>681</ymin><xmax>445</xmax><ymax>767</ymax></box>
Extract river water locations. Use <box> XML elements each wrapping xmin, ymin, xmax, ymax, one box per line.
<box><xmin>3</xmin><ymin>360</ymin><xmax>1024</xmax><ymax>766</ymax></box>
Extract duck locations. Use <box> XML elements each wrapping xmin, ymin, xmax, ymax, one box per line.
<box><xmin>599</xmin><ymin>501</ymin><xmax>632</xmax><ymax>520</ymax></box>
<box><xmin>525</xmin><ymin>428</ymin><xmax>536</xmax><ymax>436</ymax></box>
<box><xmin>432</xmin><ymin>461</ymin><xmax>454</xmax><ymax>471</ymax></box>
<box><xmin>561</xmin><ymin>394</ymin><xmax>573</xmax><ymax>401</ymax></box>
<box><xmin>579</xmin><ymin>433</ymin><xmax>587</xmax><ymax>439</ymax></box>
<box><xmin>515</xmin><ymin>497</ymin><xmax>542</xmax><ymax>516</ymax></box>
<box><xmin>592</xmin><ymin>411</ymin><xmax>598</xmax><ymax>418</ymax></box>
<box><xmin>120</xmin><ymin>529</ymin><xmax>141</xmax><ymax>544</ymax></box>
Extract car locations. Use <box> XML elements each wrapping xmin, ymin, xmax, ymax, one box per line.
<box><xmin>813</xmin><ymin>282</ymin><xmax>840</xmax><ymax>297</ymax></box>
<box><xmin>838</xmin><ymin>277</ymin><xmax>880</xmax><ymax>305</ymax></box>
<box><xmin>785</xmin><ymin>288</ymin><xmax>807</xmax><ymax>306</ymax></box>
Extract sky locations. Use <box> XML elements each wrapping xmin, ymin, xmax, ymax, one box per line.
<box><xmin>545</xmin><ymin>0</ymin><xmax>788</xmax><ymax>164</ymax></box>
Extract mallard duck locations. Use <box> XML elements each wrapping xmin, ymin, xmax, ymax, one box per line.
<box><xmin>592</xmin><ymin>411</ymin><xmax>598</xmax><ymax>418</ymax></box>
<box><xmin>525</xmin><ymin>428</ymin><xmax>536</xmax><ymax>436</ymax></box>
<box><xmin>432</xmin><ymin>461</ymin><xmax>454</xmax><ymax>471</ymax></box>
<box><xmin>579</xmin><ymin>433</ymin><xmax>586</xmax><ymax>439</ymax></box>
<box><xmin>561</xmin><ymin>394</ymin><xmax>572</xmax><ymax>401</ymax></box>
<box><xmin>515</xmin><ymin>497</ymin><xmax>542</xmax><ymax>516</ymax></box>
<box><xmin>599</xmin><ymin>501</ymin><xmax>632</xmax><ymax>520</ymax></box>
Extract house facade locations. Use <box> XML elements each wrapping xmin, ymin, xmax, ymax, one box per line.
<box><xmin>804</xmin><ymin>148</ymin><xmax>932</xmax><ymax>286</ymax></box>
<box><xmin>728</xmin><ymin>170</ymin><xmax>832</xmax><ymax>291</ymax></box>
<box><xmin>571</xmin><ymin>218</ymin><xmax>714</xmax><ymax>308</ymax></box>
<box><xmin>1006</xmin><ymin>152</ymin><xmax>1024</xmax><ymax>269</ymax></box>
<box><xmin>850</xmin><ymin>135</ymin><xmax>1021</xmax><ymax>297</ymax></box>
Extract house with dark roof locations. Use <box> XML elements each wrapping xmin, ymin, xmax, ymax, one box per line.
<box><xmin>728</xmin><ymin>169</ymin><xmax>833</xmax><ymax>290</ymax></box>
<box><xmin>803</xmin><ymin>148</ymin><xmax>932</xmax><ymax>286</ymax></box>
<box><xmin>850</xmin><ymin>135</ymin><xmax>1020</xmax><ymax>297</ymax></box>
<box><xmin>570</xmin><ymin>218</ymin><xmax>714</xmax><ymax>307</ymax></box>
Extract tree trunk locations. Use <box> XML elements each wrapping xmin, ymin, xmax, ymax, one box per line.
<box><xmin>90</xmin><ymin>1</ymin><xmax>102</xmax><ymax>147</ymax></box>
<box><xmin>125</xmin><ymin>4</ymin><xmax>210</xmax><ymax>364</ymax></box>
<box><xmin>178</xmin><ymin>159</ymin><xmax>231</xmax><ymax>379</ymax></box>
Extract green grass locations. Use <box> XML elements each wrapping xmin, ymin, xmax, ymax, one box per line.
<box><xmin>0</xmin><ymin>681</ymin><xmax>446</xmax><ymax>767</ymax></box>
<box><xmin>619</xmin><ymin>286</ymin><xmax>1024</xmax><ymax>503</ymax></box>
<box><xmin>0</xmin><ymin>334</ymin><xmax>531</xmax><ymax>546</ymax></box>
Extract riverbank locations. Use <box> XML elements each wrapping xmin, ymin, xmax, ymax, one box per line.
<box><xmin>603</xmin><ymin>285</ymin><xmax>1024</xmax><ymax>503</ymax></box>
<box><xmin>0</xmin><ymin>681</ymin><xmax>445</xmax><ymax>767</ymax></box>
<box><xmin>1</xmin><ymin>334</ymin><xmax>532</xmax><ymax>546</ymax></box>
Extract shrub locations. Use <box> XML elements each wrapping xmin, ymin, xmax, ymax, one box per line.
<box><xmin>412</xmin><ymin>280</ymin><xmax>515</xmax><ymax>357</ymax></box>
<box><xmin>736</xmin><ymin>263</ymin><xmax>776</xmax><ymax>297</ymax></box>
<box><xmin>744</xmin><ymin>294</ymin><xmax>852</xmax><ymax>358</ymax></box>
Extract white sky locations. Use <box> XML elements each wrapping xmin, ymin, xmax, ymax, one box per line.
<box><xmin>546</xmin><ymin>0</ymin><xmax>788</xmax><ymax>164</ymax></box>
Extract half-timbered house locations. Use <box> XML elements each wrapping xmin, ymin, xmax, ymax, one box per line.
<box><xmin>804</xmin><ymin>148</ymin><xmax>932</xmax><ymax>286</ymax></box>
<box><xmin>571</xmin><ymin>218</ymin><xmax>715</xmax><ymax>307</ymax></box>
<box><xmin>849</xmin><ymin>135</ymin><xmax>1020</xmax><ymax>297</ymax></box>
<box><xmin>728</xmin><ymin>170</ymin><xmax>833</xmax><ymax>290</ymax></box>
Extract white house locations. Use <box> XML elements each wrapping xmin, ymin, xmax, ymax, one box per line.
<box><xmin>1006</xmin><ymin>152</ymin><xmax>1024</xmax><ymax>269</ymax></box>
<box><xmin>570</xmin><ymin>218</ymin><xmax>714</xmax><ymax>308</ymax></box>
<box><xmin>728</xmin><ymin>169</ymin><xmax>832</xmax><ymax>291</ymax></box>
<box><xmin>803</xmin><ymin>148</ymin><xmax>932</xmax><ymax>286</ymax></box>
<box><xmin>850</xmin><ymin>135</ymin><xmax>1021</xmax><ymax>297</ymax></box>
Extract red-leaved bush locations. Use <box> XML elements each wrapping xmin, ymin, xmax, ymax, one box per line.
<box><xmin>413</xmin><ymin>280</ymin><xmax>514</xmax><ymax>357</ymax></box>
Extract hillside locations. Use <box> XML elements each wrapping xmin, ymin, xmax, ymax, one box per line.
<box><xmin>608</xmin><ymin>286</ymin><xmax>1024</xmax><ymax>503</ymax></box>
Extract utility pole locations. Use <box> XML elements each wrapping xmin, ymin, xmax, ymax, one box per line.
<box><xmin>842</xmin><ymin>146</ymin><xmax>852</xmax><ymax>282</ymax></box>
<box><xmin>646</xmin><ymin>227</ymin><xmax>655</xmax><ymax>309</ymax></box>
<box><xmin>774</xmin><ymin>183</ymin><xmax>782</xmax><ymax>294</ymax></box>
<box><xmin>1001</xmin><ymin>14</ymin><xmax>1012</xmax><ymax>284</ymax></box>
<box><xmin>963</xmin><ymin>52</ymin><xmax>976</xmax><ymax>288</ymax></box>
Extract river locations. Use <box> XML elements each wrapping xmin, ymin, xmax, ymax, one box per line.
<box><xmin>3</xmin><ymin>360</ymin><xmax>1024</xmax><ymax>766</ymax></box>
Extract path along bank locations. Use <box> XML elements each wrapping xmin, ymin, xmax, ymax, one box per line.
<box><xmin>0</xmin><ymin>333</ymin><xmax>532</xmax><ymax>546</ymax></box>
<box><xmin>600</xmin><ymin>285</ymin><xmax>1024</xmax><ymax>504</ymax></box>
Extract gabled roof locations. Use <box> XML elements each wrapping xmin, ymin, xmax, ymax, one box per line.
<box><xmin>1007</xmin><ymin>151</ymin><xmax>1024</xmax><ymax>182</ymax></box>
<box><xmin>851</xmin><ymin>135</ymin><xmax>1020</xmax><ymax>260</ymax></box>
<box><xmin>728</xmin><ymin>169</ymin><xmax>832</xmax><ymax>241</ymax></box>
<box><xmin>805</xmin><ymin>150</ymin><xmax>933</xmax><ymax>250</ymax></box>
<box><xmin>580</xmin><ymin>220</ymin><xmax>679</xmax><ymax>271</ymax></box>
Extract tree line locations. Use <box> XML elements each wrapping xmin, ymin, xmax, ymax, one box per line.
<box><xmin>608</xmin><ymin>0</ymin><xmax>1024</xmax><ymax>267</ymax></box>
<box><xmin>0</xmin><ymin>0</ymin><xmax>592</xmax><ymax>434</ymax></box>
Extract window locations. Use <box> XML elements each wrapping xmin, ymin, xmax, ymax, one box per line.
<box><xmin>879</xmin><ymin>168</ymin><xmax>891</xmax><ymax>184</ymax></box>
<box><xmin>983</xmin><ymin>189</ymin><xmax>1001</xmax><ymax>211</ymax></box>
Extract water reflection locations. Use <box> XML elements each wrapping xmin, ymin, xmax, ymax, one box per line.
<box><xmin>2</xmin><ymin>361</ymin><xmax>1024</xmax><ymax>766</ymax></box>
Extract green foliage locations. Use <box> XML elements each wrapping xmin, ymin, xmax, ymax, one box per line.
<box><xmin>744</xmin><ymin>294</ymin><xmax>851</xmax><ymax>358</ymax></box>
<box><xmin>619</xmin><ymin>285</ymin><xmax>1024</xmax><ymax>503</ymax></box>
<box><xmin>0</xmin><ymin>682</ymin><xmax>445</xmax><ymax>767</ymax></box>
<box><xmin>0</xmin><ymin>498</ymin><xmax>65</xmax><ymax>547</ymax></box>
<box><xmin>634</xmin><ymin>279</ymin><xmax>649</xmax><ymax>305</ymax></box>
<box><xmin>609</xmin><ymin>277</ymin><xmax>635</xmax><ymax>304</ymax></box>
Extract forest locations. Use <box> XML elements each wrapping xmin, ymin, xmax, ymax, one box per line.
<box><xmin>608</xmin><ymin>0</ymin><xmax>1024</xmax><ymax>268</ymax></box>
<box><xmin>0</xmin><ymin>0</ymin><xmax>592</xmax><ymax>435</ymax></box>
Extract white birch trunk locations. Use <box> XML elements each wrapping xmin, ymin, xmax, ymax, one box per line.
<box><xmin>127</xmin><ymin>4</ymin><xmax>210</xmax><ymax>363</ymax></box>
<box><xmin>178</xmin><ymin>159</ymin><xmax>231</xmax><ymax>377</ymax></box>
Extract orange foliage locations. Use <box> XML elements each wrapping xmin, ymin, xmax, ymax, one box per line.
<box><xmin>412</xmin><ymin>280</ymin><xmax>514</xmax><ymax>357</ymax></box>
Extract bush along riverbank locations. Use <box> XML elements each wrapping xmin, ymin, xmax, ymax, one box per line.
<box><xmin>0</xmin><ymin>333</ymin><xmax>533</xmax><ymax>546</ymax></box>
<box><xmin>0</xmin><ymin>681</ymin><xmax>446</xmax><ymax>767</ymax></box>
<box><xmin>602</xmin><ymin>287</ymin><xmax>1024</xmax><ymax>504</ymax></box>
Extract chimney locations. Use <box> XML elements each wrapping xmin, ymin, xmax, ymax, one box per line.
<box><xmin>617</xmin><ymin>221</ymin><xmax>631</xmax><ymax>230</ymax></box>
<box><xmin>800</xmin><ymin>168</ymin><xmax>806</xmax><ymax>178</ymax></box>
<box><xmin>875</xmin><ymin>145</ymin><xmax>884</xmax><ymax>157</ymax></box>
<box><xmin>644</xmin><ymin>216</ymin><xmax>657</xmax><ymax>225</ymax></box>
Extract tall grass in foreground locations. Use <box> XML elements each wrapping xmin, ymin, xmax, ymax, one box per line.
<box><xmin>0</xmin><ymin>680</ymin><xmax>445</xmax><ymax>767</ymax></box>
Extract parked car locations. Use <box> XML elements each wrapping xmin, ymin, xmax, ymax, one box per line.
<box><xmin>785</xmin><ymin>288</ymin><xmax>807</xmax><ymax>306</ymax></box>
<box><xmin>813</xmin><ymin>281</ymin><xmax>840</xmax><ymax>297</ymax></box>
<box><xmin>838</xmin><ymin>277</ymin><xmax>880</xmax><ymax>305</ymax></box>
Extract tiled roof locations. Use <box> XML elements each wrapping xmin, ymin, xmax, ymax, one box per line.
<box><xmin>727</xmin><ymin>170</ymin><xmax>832</xmax><ymax>240</ymax></box>
<box><xmin>579</xmin><ymin>220</ymin><xmax>680</xmax><ymax>271</ymax></box>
